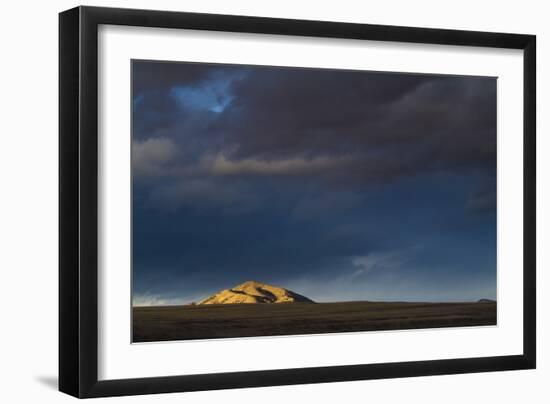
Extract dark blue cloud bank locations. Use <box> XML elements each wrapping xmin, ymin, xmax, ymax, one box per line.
<box><xmin>131</xmin><ymin>60</ymin><xmax>496</xmax><ymax>306</ymax></box>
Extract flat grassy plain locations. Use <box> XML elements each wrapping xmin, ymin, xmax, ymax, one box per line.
<box><xmin>132</xmin><ymin>301</ymin><xmax>496</xmax><ymax>342</ymax></box>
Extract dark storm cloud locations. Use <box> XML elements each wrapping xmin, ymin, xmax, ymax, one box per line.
<box><xmin>208</xmin><ymin>69</ymin><xmax>496</xmax><ymax>184</ymax></box>
<box><xmin>133</xmin><ymin>60</ymin><xmax>215</xmax><ymax>95</ymax></box>
<box><xmin>133</xmin><ymin>62</ymin><xmax>495</xmax><ymax>189</ymax></box>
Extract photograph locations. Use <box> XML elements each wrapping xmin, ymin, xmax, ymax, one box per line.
<box><xmin>131</xmin><ymin>60</ymin><xmax>497</xmax><ymax>342</ymax></box>
<box><xmin>54</xmin><ymin>3</ymin><xmax>537</xmax><ymax>399</ymax></box>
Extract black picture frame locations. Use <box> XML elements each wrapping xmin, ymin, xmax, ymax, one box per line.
<box><xmin>59</xmin><ymin>5</ymin><xmax>536</xmax><ymax>398</ymax></box>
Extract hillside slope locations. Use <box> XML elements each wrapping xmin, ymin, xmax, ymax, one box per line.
<box><xmin>199</xmin><ymin>280</ymin><xmax>314</xmax><ymax>305</ymax></box>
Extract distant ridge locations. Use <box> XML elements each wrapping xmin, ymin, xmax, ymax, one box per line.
<box><xmin>198</xmin><ymin>280</ymin><xmax>315</xmax><ymax>305</ymax></box>
<box><xmin>477</xmin><ymin>298</ymin><xmax>496</xmax><ymax>303</ymax></box>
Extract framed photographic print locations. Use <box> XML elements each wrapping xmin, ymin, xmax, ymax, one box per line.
<box><xmin>59</xmin><ymin>6</ymin><xmax>536</xmax><ymax>398</ymax></box>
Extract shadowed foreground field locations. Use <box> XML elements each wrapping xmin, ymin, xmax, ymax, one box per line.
<box><xmin>132</xmin><ymin>301</ymin><xmax>496</xmax><ymax>342</ymax></box>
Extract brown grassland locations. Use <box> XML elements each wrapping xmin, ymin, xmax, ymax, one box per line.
<box><xmin>132</xmin><ymin>301</ymin><xmax>496</xmax><ymax>342</ymax></box>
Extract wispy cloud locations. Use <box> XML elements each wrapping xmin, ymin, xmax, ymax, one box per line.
<box><xmin>133</xmin><ymin>289</ymin><xmax>214</xmax><ymax>307</ymax></box>
<box><xmin>132</xmin><ymin>292</ymin><xmax>188</xmax><ymax>307</ymax></box>
<box><xmin>207</xmin><ymin>153</ymin><xmax>352</xmax><ymax>177</ymax></box>
<box><xmin>133</xmin><ymin>137</ymin><xmax>177</xmax><ymax>177</ymax></box>
<box><xmin>351</xmin><ymin>250</ymin><xmax>413</xmax><ymax>278</ymax></box>
<box><xmin>466</xmin><ymin>188</ymin><xmax>496</xmax><ymax>213</ymax></box>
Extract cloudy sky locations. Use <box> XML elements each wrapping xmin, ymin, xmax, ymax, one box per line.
<box><xmin>131</xmin><ymin>60</ymin><xmax>497</xmax><ymax>306</ymax></box>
